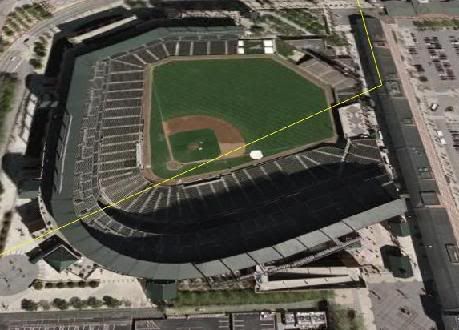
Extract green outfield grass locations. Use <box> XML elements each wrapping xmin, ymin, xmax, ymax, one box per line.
<box><xmin>169</xmin><ymin>129</ymin><xmax>221</xmax><ymax>163</ymax></box>
<box><xmin>150</xmin><ymin>57</ymin><xmax>333</xmax><ymax>178</ymax></box>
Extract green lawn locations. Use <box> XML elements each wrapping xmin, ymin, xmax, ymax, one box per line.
<box><xmin>276</xmin><ymin>38</ymin><xmax>296</xmax><ymax>57</ymax></box>
<box><xmin>169</xmin><ymin>129</ymin><xmax>221</xmax><ymax>163</ymax></box>
<box><xmin>150</xmin><ymin>57</ymin><xmax>333</xmax><ymax>178</ymax></box>
<box><xmin>278</xmin><ymin>9</ymin><xmax>327</xmax><ymax>35</ymax></box>
<box><xmin>174</xmin><ymin>289</ymin><xmax>333</xmax><ymax>307</ymax></box>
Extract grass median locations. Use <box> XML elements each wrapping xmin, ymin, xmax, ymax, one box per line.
<box><xmin>0</xmin><ymin>75</ymin><xmax>17</xmax><ymax>142</ymax></box>
<box><xmin>174</xmin><ymin>289</ymin><xmax>333</xmax><ymax>307</ymax></box>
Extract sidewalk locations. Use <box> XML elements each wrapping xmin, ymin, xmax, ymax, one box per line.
<box><xmin>334</xmin><ymin>288</ymin><xmax>377</xmax><ymax>330</ymax></box>
<box><xmin>0</xmin><ymin>269</ymin><xmax>154</xmax><ymax>312</ymax></box>
<box><xmin>167</xmin><ymin>300</ymin><xmax>318</xmax><ymax>316</ymax></box>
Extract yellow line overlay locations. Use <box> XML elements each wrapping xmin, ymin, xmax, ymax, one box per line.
<box><xmin>0</xmin><ymin>0</ymin><xmax>383</xmax><ymax>257</ymax></box>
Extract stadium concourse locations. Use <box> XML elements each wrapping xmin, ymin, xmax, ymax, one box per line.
<box><xmin>38</xmin><ymin>21</ymin><xmax>407</xmax><ymax>280</ymax></box>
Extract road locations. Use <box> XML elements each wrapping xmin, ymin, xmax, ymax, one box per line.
<box><xmin>0</xmin><ymin>308</ymin><xmax>163</xmax><ymax>328</ymax></box>
<box><xmin>0</xmin><ymin>0</ymin><xmax>121</xmax><ymax>74</ymax></box>
<box><xmin>381</xmin><ymin>20</ymin><xmax>459</xmax><ymax>239</ymax></box>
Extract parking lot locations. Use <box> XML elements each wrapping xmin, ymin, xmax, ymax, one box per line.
<box><xmin>405</xmin><ymin>29</ymin><xmax>459</xmax><ymax>90</ymax></box>
<box><xmin>400</xmin><ymin>26</ymin><xmax>459</xmax><ymax>208</ymax></box>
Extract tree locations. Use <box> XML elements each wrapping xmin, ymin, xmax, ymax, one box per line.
<box><xmin>6</xmin><ymin>19</ymin><xmax>21</xmax><ymax>32</ymax></box>
<box><xmin>29</xmin><ymin>58</ymin><xmax>43</xmax><ymax>69</ymax></box>
<box><xmin>31</xmin><ymin>4</ymin><xmax>52</xmax><ymax>19</ymax></box>
<box><xmin>103</xmin><ymin>296</ymin><xmax>122</xmax><ymax>308</ymax></box>
<box><xmin>88</xmin><ymin>280</ymin><xmax>99</xmax><ymax>288</ymax></box>
<box><xmin>87</xmin><ymin>296</ymin><xmax>103</xmax><ymax>308</ymax></box>
<box><xmin>33</xmin><ymin>280</ymin><xmax>43</xmax><ymax>290</ymax></box>
<box><xmin>4</xmin><ymin>211</ymin><xmax>12</xmax><ymax>221</ymax></box>
<box><xmin>52</xmin><ymin>298</ymin><xmax>69</xmax><ymax>310</ymax></box>
<box><xmin>3</xmin><ymin>28</ymin><xmax>14</xmax><ymax>37</ymax></box>
<box><xmin>2</xmin><ymin>24</ymin><xmax>14</xmax><ymax>36</ymax></box>
<box><xmin>328</xmin><ymin>306</ymin><xmax>364</xmax><ymax>330</ymax></box>
<box><xmin>33</xmin><ymin>42</ymin><xmax>46</xmax><ymax>57</ymax></box>
<box><xmin>21</xmin><ymin>299</ymin><xmax>38</xmax><ymax>311</ymax></box>
<box><xmin>276</xmin><ymin>38</ymin><xmax>295</xmax><ymax>58</ymax></box>
<box><xmin>70</xmin><ymin>296</ymin><xmax>87</xmax><ymax>309</ymax></box>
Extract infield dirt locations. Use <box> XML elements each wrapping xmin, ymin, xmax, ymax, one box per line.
<box><xmin>163</xmin><ymin>115</ymin><xmax>245</xmax><ymax>158</ymax></box>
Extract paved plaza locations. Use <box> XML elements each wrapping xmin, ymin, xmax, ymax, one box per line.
<box><xmin>0</xmin><ymin>255</ymin><xmax>38</xmax><ymax>296</ymax></box>
<box><xmin>368</xmin><ymin>281</ymin><xmax>440</xmax><ymax>330</ymax></box>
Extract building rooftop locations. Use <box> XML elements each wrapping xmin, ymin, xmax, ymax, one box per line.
<box><xmin>338</xmin><ymin>103</ymin><xmax>369</xmax><ymax>139</ymax></box>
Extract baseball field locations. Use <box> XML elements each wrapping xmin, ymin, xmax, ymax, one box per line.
<box><xmin>149</xmin><ymin>57</ymin><xmax>334</xmax><ymax>178</ymax></box>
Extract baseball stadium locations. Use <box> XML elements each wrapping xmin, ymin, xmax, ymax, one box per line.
<box><xmin>38</xmin><ymin>15</ymin><xmax>406</xmax><ymax>280</ymax></box>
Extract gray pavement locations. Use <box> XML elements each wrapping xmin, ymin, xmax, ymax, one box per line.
<box><xmin>0</xmin><ymin>254</ymin><xmax>38</xmax><ymax>296</ymax></box>
<box><xmin>0</xmin><ymin>308</ymin><xmax>163</xmax><ymax>330</ymax></box>
<box><xmin>135</xmin><ymin>317</ymin><xmax>230</xmax><ymax>330</ymax></box>
<box><xmin>232</xmin><ymin>312</ymin><xmax>276</xmax><ymax>330</ymax></box>
<box><xmin>5</xmin><ymin>319</ymin><xmax>131</xmax><ymax>330</ymax></box>
<box><xmin>368</xmin><ymin>281</ymin><xmax>440</xmax><ymax>330</ymax></box>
